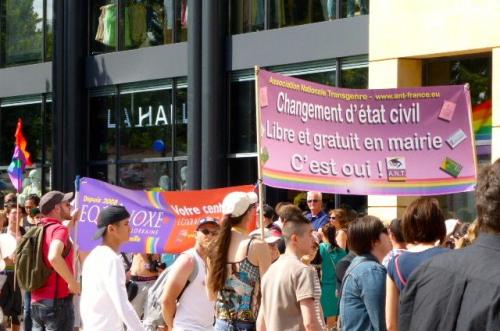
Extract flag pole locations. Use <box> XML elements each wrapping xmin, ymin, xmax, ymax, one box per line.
<box><xmin>14</xmin><ymin>164</ymin><xmax>22</xmax><ymax>289</ymax></box>
<box><xmin>72</xmin><ymin>176</ymin><xmax>81</xmax><ymax>274</ymax></box>
<box><xmin>254</xmin><ymin>66</ymin><xmax>265</xmax><ymax>239</ymax></box>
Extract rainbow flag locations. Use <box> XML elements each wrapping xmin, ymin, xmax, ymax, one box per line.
<box><xmin>472</xmin><ymin>99</ymin><xmax>492</xmax><ymax>142</ymax></box>
<box><xmin>7</xmin><ymin>119</ymin><xmax>32</xmax><ymax>192</ymax></box>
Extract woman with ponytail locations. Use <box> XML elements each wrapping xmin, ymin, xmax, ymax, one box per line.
<box><xmin>207</xmin><ymin>192</ymin><xmax>272</xmax><ymax>331</ymax></box>
<box><xmin>319</xmin><ymin>223</ymin><xmax>347</xmax><ymax>330</ymax></box>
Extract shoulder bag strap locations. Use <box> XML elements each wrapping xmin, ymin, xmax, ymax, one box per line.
<box><xmin>394</xmin><ymin>254</ymin><xmax>407</xmax><ymax>286</ymax></box>
<box><xmin>245</xmin><ymin>237</ymin><xmax>255</xmax><ymax>256</ymax></box>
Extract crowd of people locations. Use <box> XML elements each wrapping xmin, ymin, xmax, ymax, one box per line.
<box><xmin>0</xmin><ymin>158</ymin><xmax>498</xmax><ymax>330</ymax></box>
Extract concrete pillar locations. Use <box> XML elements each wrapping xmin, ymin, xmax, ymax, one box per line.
<box><xmin>187</xmin><ymin>0</ymin><xmax>202</xmax><ymax>189</ymax></box>
<box><xmin>52</xmin><ymin>0</ymin><xmax>87</xmax><ymax>191</ymax></box>
<box><xmin>201</xmin><ymin>0</ymin><xmax>227</xmax><ymax>188</ymax></box>
<box><xmin>492</xmin><ymin>48</ymin><xmax>500</xmax><ymax>162</ymax></box>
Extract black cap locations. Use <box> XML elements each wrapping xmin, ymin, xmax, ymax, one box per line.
<box><xmin>39</xmin><ymin>191</ymin><xmax>74</xmax><ymax>215</ymax></box>
<box><xmin>93</xmin><ymin>205</ymin><xmax>131</xmax><ymax>240</ymax></box>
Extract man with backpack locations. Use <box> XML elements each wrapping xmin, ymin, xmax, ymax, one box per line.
<box><xmin>160</xmin><ymin>217</ymin><xmax>220</xmax><ymax>331</ymax></box>
<box><xmin>80</xmin><ymin>205</ymin><xmax>144</xmax><ymax>331</ymax></box>
<box><xmin>28</xmin><ymin>191</ymin><xmax>79</xmax><ymax>331</ymax></box>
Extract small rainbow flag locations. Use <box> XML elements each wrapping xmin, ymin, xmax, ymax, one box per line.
<box><xmin>7</xmin><ymin>119</ymin><xmax>32</xmax><ymax>192</ymax></box>
<box><xmin>472</xmin><ymin>99</ymin><xmax>492</xmax><ymax>142</ymax></box>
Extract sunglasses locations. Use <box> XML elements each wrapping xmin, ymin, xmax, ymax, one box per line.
<box><xmin>199</xmin><ymin>229</ymin><xmax>219</xmax><ymax>236</ymax></box>
<box><xmin>329</xmin><ymin>216</ymin><xmax>336</xmax><ymax>220</ymax></box>
<box><xmin>307</xmin><ymin>199</ymin><xmax>319</xmax><ymax>203</ymax></box>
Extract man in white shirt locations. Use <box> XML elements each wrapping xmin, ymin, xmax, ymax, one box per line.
<box><xmin>161</xmin><ymin>217</ymin><xmax>220</xmax><ymax>331</ymax></box>
<box><xmin>80</xmin><ymin>205</ymin><xmax>144</xmax><ymax>331</ymax></box>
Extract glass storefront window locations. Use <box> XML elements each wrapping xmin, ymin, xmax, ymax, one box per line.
<box><xmin>90</xmin><ymin>0</ymin><xmax>118</xmax><ymax>54</ymax></box>
<box><xmin>228</xmin><ymin>157</ymin><xmax>257</xmax><ymax>186</ymax></box>
<box><xmin>89</xmin><ymin>163</ymin><xmax>117</xmax><ymax>185</ymax></box>
<box><xmin>270</xmin><ymin>0</ymin><xmax>330</xmax><ymax>29</ymax></box>
<box><xmin>230</xmin><ymin>0</ymin><xmax>369</xmax><ymax>34</ymax></box>
<box><xmin>174</xmin><ymin>160</ymin><xmax>187</xmax><ymax>190</ymax></box>
<box><xmin>176</xmin><ymin>0</ymin><xmax>188</xmax><ymax>42</ymax></box>
<box><xmin>122</xmin><ymin>0</ymin><xmax>174</xmax><ymax>50</ymax></box>
<box><xmin>0</xmin><ymin>96</ymin><xmax>51</xmax><ymax>195</ymax></box>
<box><xmin>88</xmin><ymin>80</ymin><xmax>187</xmax><ymax>189</ymax></box>
<box><xmin>1</xmin><ymin>0</ymin><xmax>44</xmax><ymax>66</ymax></box>
<box><xmin>45</xmin><ymin>0</ymin><xmax>53</xmax><ymax>60</ymax></box>
<box><xmin>90</xmin><ymin>0</ymin><xmax>186</xmax><ymax>54</ymax></box>
<box><xmin>119</xmin><ymin>86</ymin><xmax>173</xmax><ymax>160</ymax></box>
<box><xmin>424</xmin><ymin>55</ymin><xmax>492</xmax><ymax>223</ymax></box>
<box><xmin>340</xmin><ymin>0</ymin><xmax>369</xmax><ymax>18</ymax></box>
<box><xmin>340</xmin><ymin>56</ymin><xmax>368</xmax><ymax>88</ymax></box>
<box><xmin>118</xmin><ymin>161</ymin><xmax>172</xmax><ymax>190</ymax></box>
<box><xmin>229</xmin><ymin>77</ymin><xmax>256</xmax><ymax>154</ymax></box>
<box><xmin>89</xmin><ymin>92</ymin><xmax>117</xmax><ymax>162</ymax></box>
<box><xmin>44</xmin><ymin>100</ymin><xmax>52</xmax><ymax>164</ymax></box>
<box><xmin>0</xmin><ymin>100</ymin><xmax>43</xmax><ymax>165</ymax></box>
<box><xmin>295</xmin><ymin>70</ymin><xmax>336</xmax><ymax>86</ymax></box>
<box><xmin>230</xmin><ymin>0</ymin><xmax>265</xmax><ymax>34</ymax></box>
<box><xmin>175</xmin><ymin>84</ymin><xmax>187</xmax><ymax>156</ymax></box>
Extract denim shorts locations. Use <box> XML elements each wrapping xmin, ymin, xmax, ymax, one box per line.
<box><xmin>31</xmin><ymin>296</ymin><xmax>74</xmax><ymax>331</ymax></box>
<box><xmin>214</xmin><ymin>319</ymin><xmax>256</xmax><ymax>331</ymax></box>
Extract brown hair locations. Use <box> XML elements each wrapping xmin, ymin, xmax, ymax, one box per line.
<box><xmin>476</xmin><ymin>159</ymin><xmax>500</xmax><ymax>233</ymax></box>
<box><xmin>207</xmin><ymin>205</ymin><xmax>253</xmax><ymax>295</ymax></box>
<box><xmin>402</xmin><ymin>197</ymin><xmax>446</xmax><ymax>244</ymax></box>
<box><xmin>275</xmin><ymin>201</ymin><xmax>293</xmax><ymax>216</ymax></box>
<box><xmin>330</xmin><ymin>208</ymin><xmax>348</xmax><ymax>229</ymax></box>
<box><xmin>321</xmin><ymin>223</ymin><xmax>339</xmax><ymax>251</ymax></box>
<box><xmin>347</xmin><ymin>215</ymin><xmax>386</xmax><ymax>255</ymax></box>
<box><xmin>4</xmin><ymin>202</ymin><xmax>17</xmax><ymax>215</ymax></box>
<box><xmin>389</xmin><ymin>218</ymin><xmax>405</xmax><ymax>244</ymax></box>
<box><xmin>0</xmin><ymin>211</ymin><xmax>6</xmax><ymax>228</ymax></box>
<box><xmin>282</xmin><ymin>208</ymin><xmax>310</xmax><ymax>244</ymax></box>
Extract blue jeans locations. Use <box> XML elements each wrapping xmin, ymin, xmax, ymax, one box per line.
<box><xmin>31</xmin><ymin>296</ymin><xmax>74</xmax><ymax>331</ymax></box>
<box><xmin>24</xmin><ymin>291</ymin><xmax>32</xmax><ymax>331</ymax></box>
<box><xmin>214</xmin><ymin>319</ymin><xmax>255</xmax><ymax>331</ymax></box>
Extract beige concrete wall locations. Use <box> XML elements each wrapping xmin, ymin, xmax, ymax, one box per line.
<box><xmin>493</xmin><ymin>48</ymin><xmax>500</xmax><ymax>162</ymax></box>
<box><xmin>370</xmin><ymin>0</ymin><xmax>500</xmax><ymax>61</ymax></box>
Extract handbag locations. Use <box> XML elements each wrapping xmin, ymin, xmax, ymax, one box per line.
<box><xmin>126</xmin><ymin>280</ymin><xmax>139</xmax><ymax>301</ymax></box>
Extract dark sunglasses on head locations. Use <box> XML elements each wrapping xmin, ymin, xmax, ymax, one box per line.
<box><xmin>307</xmin><ymin>199</ymin><xmax>319</xmax><ymax>203</ymax></box>
<box><xmin>199</xmin><ymin>228</ymin><xmax>219</xmax><ymax>236</ymax></box>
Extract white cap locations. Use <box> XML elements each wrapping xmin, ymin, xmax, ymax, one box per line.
<box><xmin>249</xmin><ymin>228</ymin><xmax>282</xmax><ymax>244</ymax></box>
<box><xmin>222</xmin><ymin>192</ymin><xmax>258</xmax><ymax>217</ymax></box>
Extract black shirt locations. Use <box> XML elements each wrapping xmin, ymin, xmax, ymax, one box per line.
<box><xmin>335</xmin><ymin>251</ymin><xmax>356</xmax><ymax>291</ymax></box>
<box><xmin>400</xmin><ymin>233</ymin><xmax>500</xmax><ymax>331</ymax></box>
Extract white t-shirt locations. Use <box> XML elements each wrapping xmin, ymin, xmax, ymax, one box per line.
<box><xmin>80</xmin><ymin>245</ymin><xmax>144</xmax><ymax>331</ymax></box>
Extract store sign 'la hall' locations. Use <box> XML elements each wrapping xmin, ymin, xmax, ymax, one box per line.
<box><xmin>106</xmin><ymin>103</ymin><xmax>188</xmax><ymax>128</ymax></box>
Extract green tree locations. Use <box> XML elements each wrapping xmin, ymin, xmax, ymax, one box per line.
<box><xmin>4</xmin><ymin>0</ymin><xmax>43</xmax><ymax>65</ymax></box>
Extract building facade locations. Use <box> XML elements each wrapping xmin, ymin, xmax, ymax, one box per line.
<box><xmin>0</xmin><ymin>0</ymin><xmax>496</xmax><ymax>220</ymax></box>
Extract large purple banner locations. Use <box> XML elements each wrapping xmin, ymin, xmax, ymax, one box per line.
<box><xmin>76</xmin><ymin>177</ymin><xmax>255</xmax><ymax>253</ymax></box>
<box><xmin>257</xmin><ymin>69</ymin><xmax>477</xmax><ymax>195</ymax></box>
